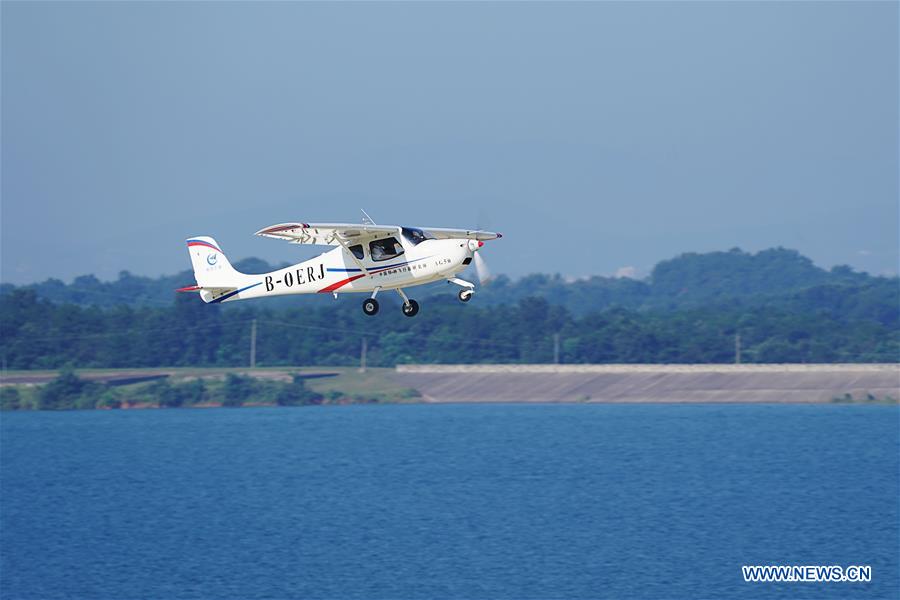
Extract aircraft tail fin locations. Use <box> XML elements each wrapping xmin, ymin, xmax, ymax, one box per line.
<box><xmin>181</xmin><ymin>237</ymin><xmax>266</xmax><ymax>304</ymax></box>
<box><xmin>185</xmin><ymin>236</ymin><xmax>243</xmax><ymax>289</ymax></box>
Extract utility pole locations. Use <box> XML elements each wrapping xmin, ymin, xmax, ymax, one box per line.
<box><xmin>734</xmin><ymin>332</ymin><xmax>741</xmax><ymax>365</ymax></box>
<box><xmin>359</xmin><ymin>338</ymin><xmax>367</xmax><ymax>373</ymax></box>
<box><xmin>553</xmin><ymin>333</ymin><xmax>560</xmax><ymax>365</ymax></box>
<box><xmin>250</xmin><ymin>319</ymin><xmax>257</xmax><ymax>369</ymax></box>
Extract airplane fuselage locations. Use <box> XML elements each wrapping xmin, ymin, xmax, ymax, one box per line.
<box><xmin>202</xmin><ymin>237</ymin><xmax>471</xmax><ymax>304</ymax></box>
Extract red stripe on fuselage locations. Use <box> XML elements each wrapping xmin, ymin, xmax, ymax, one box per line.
<box><xmin>318</xmin><ymin>273</ymin><xmax>367</xmax><ymax>293</ymax></box>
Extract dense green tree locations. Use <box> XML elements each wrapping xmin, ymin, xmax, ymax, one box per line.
<box><xmin>148</xmin><ymin>380</ymin><xmax>182</xmax><ymax>408</ymax></box>
<box><xmin>276</xmin><ymin>376</ymin><xmax>323</xmax><ymax>406</ymax></box>
<box><xmin>1</xmin><ymin>387</ymin><xmax>21</xmax><ymax>410</ymax></box>
<box><xmin>96</xmin><ymin>390</ymin><xmax>121</xmax><ymax>409</ymax></box>
<box><xmin>37</xmin><ymin>369</ymin><xmax>105</xmax><ymax>410</ymax></box>
<box><xmin>222</xmin><ymin>373</ymin><xmax>255</xmax><ymax>407</ymax></box>
<box><xmin>179</xmin><ymin>379</ymin><xmax>206</xmax><ymax>405</ymax></box>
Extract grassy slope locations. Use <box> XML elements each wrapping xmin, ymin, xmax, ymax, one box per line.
<box><xmin>0</xmin><ymin>367</ymin><xmax>420</xmax><ymax>405</ymax></box>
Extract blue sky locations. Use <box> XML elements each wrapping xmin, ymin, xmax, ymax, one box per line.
<box><xmin>2</xmin><ymin>2</ymin><xmax>897</xmax><ymax>284</ymax></box>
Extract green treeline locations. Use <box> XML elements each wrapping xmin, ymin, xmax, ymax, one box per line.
<box><xmin>1</xmin><ymin>370</ymin><xmax>326</xmax><ymax>411</ymax></box>
<box><xmin>1</xmin><ymin>247</ymin><xmax>897</xmax><ymax>368</ymax></box>
<box><xmin>1</xmin><ymin>283</ymin><xmax>896</xmax><ymax>369</ymax></box>
<box><xmin>3</xmin><ymin>247</ymin><xmax>890</xmax><ymax>315</ymax></box>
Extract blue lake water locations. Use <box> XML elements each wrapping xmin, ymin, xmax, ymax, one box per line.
<box><xmin>1</xmin><ymin>404</ymin><xmax>898</xmax><ymax>600</ymax></box>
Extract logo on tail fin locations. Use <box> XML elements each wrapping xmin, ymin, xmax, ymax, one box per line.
<box><xmin>207</xmin><ymin>253</ymin><xmax>218</xmax><ymax>266</ymax></box>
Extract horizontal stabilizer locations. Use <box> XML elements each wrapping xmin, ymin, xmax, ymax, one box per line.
<box><xmin>175</xmin><ymin>284</ymin><xmax>239</xmax><ymax>304</ymax></box>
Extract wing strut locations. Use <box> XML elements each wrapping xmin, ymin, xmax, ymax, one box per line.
<box><xmin>333</xmin><ymin>235</ymin><xmax>372</xmax><ymax>278</ymax></box>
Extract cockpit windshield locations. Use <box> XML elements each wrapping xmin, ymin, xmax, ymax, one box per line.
<box><xmin>401</xmin><ymin>227</ymin><xmax>433</xmax><ymax>246</ymax></box>
<box><xmin>369</xmin><ymin>237</ymin><xmax>404</xmax><ymax>262</ymax></box>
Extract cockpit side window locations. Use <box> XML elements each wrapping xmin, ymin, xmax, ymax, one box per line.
<box><xmin>401</xmin><ymin>227</ymin><xmax>433</xmax><ymax>246</ymax></box>
<box><xmin>348</xmin><ymin>244</ymin><xmax>365</xmax><ymax>260</ymax></box>
<box><xmin>369</xmin><ymin>237</ymin><xmax>405</xmax><ymax>262</ymax></box>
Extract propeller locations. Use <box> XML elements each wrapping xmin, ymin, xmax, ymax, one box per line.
<box><xmin>474</xmin><ymin>249</ymin><xmax>491</xmax><ymax>285</ymax></box>
<box><xmin>471</xmin><ymin>210</ymin><xmax>495</xmax><ymax>285</ymax></box>
<box><xmin>467</xmin><ymin>239</ymin><xmax>493</xmax><ymax>285</ymax></box>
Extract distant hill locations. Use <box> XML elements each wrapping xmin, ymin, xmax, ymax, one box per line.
<box><xmin>646</xmin><ymin>247</ymin><xmax>870</xmax><ymax>306</ymax></box>
<box><xmin>442</xmin><ymin>247</ymin><xmax>895</xmax><ymax>318</ymax></box>
<box><xmin>1</xmin><ymin>247</ymin><xmax>895</xmax><ymax>317</ymax></box>
<box><xmin>2</xmin><ymin>247</ymin><xmax>897</xmax><ymax>369</ymax></box>
<box><xmin>0</xmin><ymin>257</ymin><xmax>288</xmax><ymax>309</ymax></box>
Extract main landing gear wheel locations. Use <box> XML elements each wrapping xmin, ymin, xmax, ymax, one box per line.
<box><xmin>402</xmin><ymin>299</ymin><xmax>420</xmax><ymax>317</ymax></box>
<box><xmin>362</xmin><ymin>298</ymin><xmax>379</xmax><ymax>316</ymax></box>
<box><xmin>458</xmin><ymin>289</ymin><xmax>474</xmax><ymax>303</ymax></box>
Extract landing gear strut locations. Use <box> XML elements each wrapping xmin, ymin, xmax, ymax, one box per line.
<box><xmin>362</xmin><ymin>298</ymin><xmax>379</xmax><ymax>316</ymax></box>
<box><xmin>396</xmin><ymin>288</ymin><xmax>419</xmax><ymax>317</ymax></box>
<box><xmin>402</xmin><ymin>299</ymin><xmax>419</xmax><ymax>317</ymax></box>
<box><xmin>362</xmin><ymin>287</ymin><xmax>381</xmax><ymax>316</ymax></box>
<box><xmin>448</xmin><ymin>277</ymin><xmax>476</xmax><ymax>304</ymax></box>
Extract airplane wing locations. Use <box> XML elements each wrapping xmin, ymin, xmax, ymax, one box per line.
<box><xmin>254</xmin><ymin>222</ymin><xmax>401</xmax><ymax>246</ymax></box>
<box><xmin>255</xmin><ymin>222</ymin><xmax>502</xmax><ymax>245</ymax></box>
<box><xmin>421</xmin><ymin>228</ymin><xmax>503</xmax><ymax>241</ymax></box>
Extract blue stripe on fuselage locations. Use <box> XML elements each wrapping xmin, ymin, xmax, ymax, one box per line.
<box><xmin>327</xmin><ymin>256</ymin><xmax>432</xmax><ymax>274</ymax></box>
<box><xmin>211</xmin><ymin>282</ymin><xmax>262</xmax><ymax>303</ymax></box>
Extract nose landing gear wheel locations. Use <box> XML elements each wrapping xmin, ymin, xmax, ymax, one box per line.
<box><xmin>402</xmin><ymin>299</ymin><xmax>420</xmax><ymax>317</ymax></box>
<box><xmin>458</xmin><ymin>289</ymin><xmax>473</xmax><ymax>303</ymax></box>
<box><xmin>363</xmin><ymin>298</ymin><xmax>379</xmax><ymax>316</ymax></box>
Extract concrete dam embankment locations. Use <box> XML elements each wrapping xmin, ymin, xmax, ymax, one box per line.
<box><xmin>392</xmin><ymin>364</ymin><xmax>900</xmax><ymax>403</ymax></box>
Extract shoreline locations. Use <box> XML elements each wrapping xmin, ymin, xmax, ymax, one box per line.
<box><xmin>2</xmin><ymin>364</ymin><xmax>898</xmax><ymax>409</ymax></box>
<box><xmin>392</xmin><ymin>363</ymin><xmax>900</xmax><ymax>404</ymax></box>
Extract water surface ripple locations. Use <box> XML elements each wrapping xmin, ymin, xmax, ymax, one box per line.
<box><xmin>2</xmin><ymin>404</ymin><xmax>898</xmax><ymax>599</ymax></box>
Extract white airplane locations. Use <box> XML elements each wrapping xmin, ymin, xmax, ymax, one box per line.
<box><xmin>179</xmin><ymin>218</ymin><xmax>501</xmax><ymax>316</ymax></box>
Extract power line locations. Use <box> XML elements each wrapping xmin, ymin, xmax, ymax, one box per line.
<box><xmin>1</xmin><ymin>320</ymin><xmax>255</xmax><ymax>343</ymax></box>
<box><xmin>16</xmin><ymin>287</ymin><xmax>178</xmax><ymax>307</ymax></box>
<box><xmin>257</xmin><ymin>319</ymin><xmax>377</xmax><ymax>337</ymax></box>
<box><xmin>1</xmin><ymin>316</ymin><xmax>553</xmax><ymax>353</ymax></box>
<box><xmin>250</xmin><ymin>319</ymin><xmax>257</xmax><ymax>369</ymax></box>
